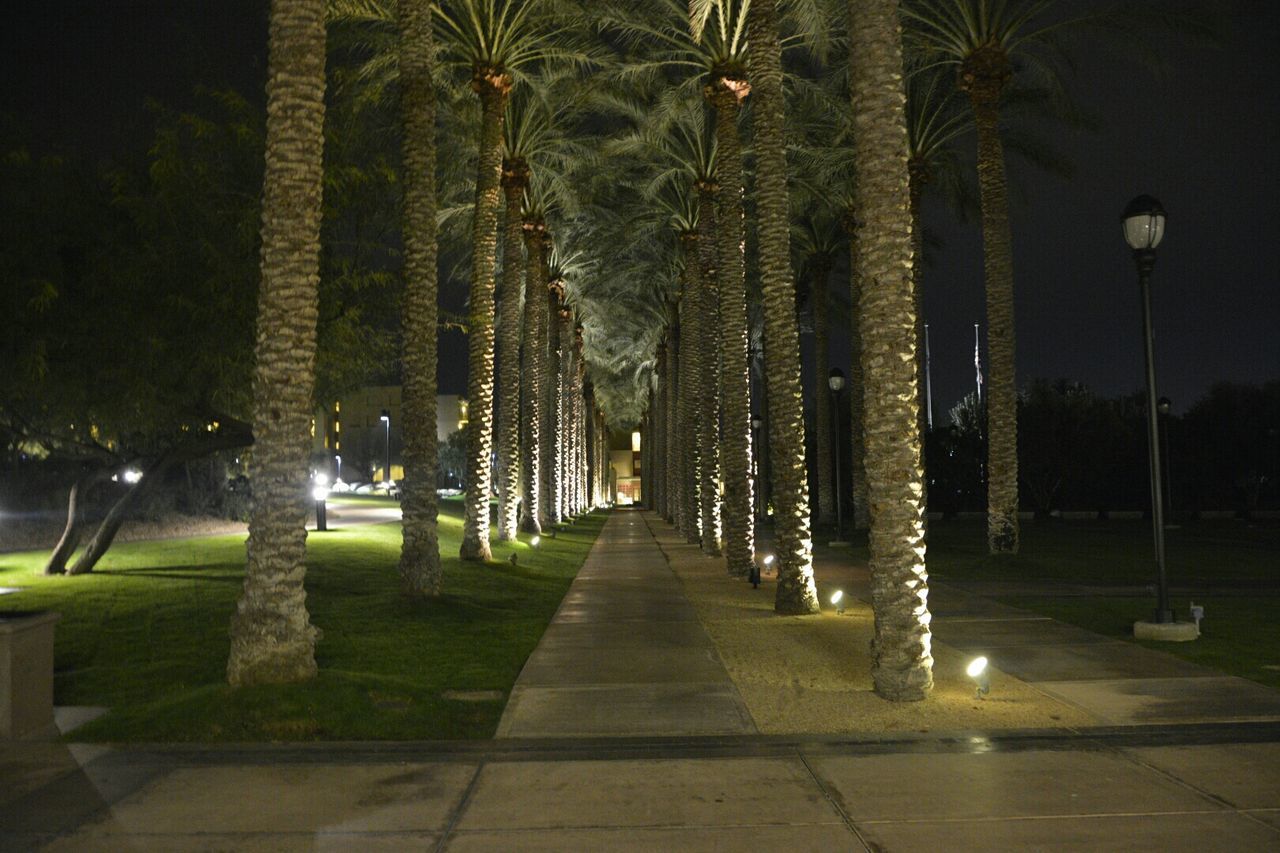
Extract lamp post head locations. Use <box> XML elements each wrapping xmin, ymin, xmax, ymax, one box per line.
<box><xmin>828</xmin><ymin>368</ymin><xmax>846</xmax><ymax>393</ymax></box>
<box><xmin>1122</xmin><ymin>195</ymin><xmax>1167</xmax><ymax>252</ymax></box>
<box><xmin>1157</xmin><ymin>396</ymin><xmax>1172</xmax><ymax>416</ymax></box>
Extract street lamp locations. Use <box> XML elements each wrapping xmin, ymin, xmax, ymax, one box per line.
<box><xmin>1123</xmin><ymin>195</ymin><xmax>1173</xmax><ymax>625</ymax></box>
<box><xmin>828</xmin><ymin>368</ymin><xmax>847</xmax><ymax>545</ymax></box>
<box><xmin>334</xmin><ymin>454</ymin><xmax>342</xmax><ymax>483</ymax></box>
<box><xmin>380</xmin><ymin>409</ymin><xmax>391</xmax><ymax>490</ymax></box>
<box><xmin>750</xmin><ymin>415</ymin><xmax>763</xmax><ymax>520</ymax></box>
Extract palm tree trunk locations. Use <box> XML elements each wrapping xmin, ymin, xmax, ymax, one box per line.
<box><xmin>460</xmin><ymin>73</ymin><xmax>510</xmax><ymax>562</ymax></box>
<box><xmin>710</xmin><ymin>83</ymin><xmax>754</xmax><ymax>578</ymax></box>
<box><xmin>495</xmin><ymin>162</ymin><xmax>527</xmax><ymax>541</ymax></box>
<box><xmin>665</xmin><ymin>307</ymin><xmax>681</xmax><ymax>526</ymax></box>
<box><xmin>969</xmin><ymin>87</ymin><xmax>1019</xmax><ymax>554</ymax></box>
<box><xmin>695</xmin><ymin>182</ymin><xmax>722</xmax><ymax>556</ymax></box>
<box><xmin>812</xmin><ymin>256</ymin><xmax>835</xmax><ymax>526</ymax></box>
<box><xmin>747</xmin><ymin>0</ymin><xmax>819</xmax><ymax>614</ymax></box>
<box><xmin>557</xmin><ymin>306</ymin><xmax>573</xmax><ymax>520</ymax></box>
<box><xmin>677</xmin><ymin>239</ymin><xmax>702</xmax><ymax>544</ymax></box>
<box><xmin>396</xmin><ymin>0</ymin><xmax>441</xmax><ymax>597</ymax></box>
<box><xmin>227</xmin><ymin>0</ymin><xmax>325</xmax><ymax>686</ymax></box>
<box><xmin>844</xmin><ymin>211</ymin><xmax>871</xmax><ymax>531</ymax></box>
<box><xmin>520</xmin><ymin>221</ymin><xmax>546</xmax><ymax>533</ymax></box>
<box><xmin>848</xmin><ymin>0</ymin><xmax>934</xmax><ymax>701</ymax></box>
<box><xmin>543</xmin><ymin>278</ymin><xmax>561</xmax><ymax>527</ymax></box>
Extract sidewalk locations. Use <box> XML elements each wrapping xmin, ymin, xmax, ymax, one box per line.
<box><xmin>3</xmin><ymin>508</ymin><xmax>1279</xmax><ymax>851</ymax></box>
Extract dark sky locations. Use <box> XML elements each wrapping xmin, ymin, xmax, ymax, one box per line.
<box><xmin>5</xmin><ymin>1</ymin><xmax>1277</xmax><ymax>414</ymax></box>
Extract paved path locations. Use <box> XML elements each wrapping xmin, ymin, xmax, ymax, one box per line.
<box><xmin>496</xmin><ymin>509</ymin><xmax>755</xmax><ymax>737</ymax></box>
<box><xmin>4</xmin><ymin>508</ymin><xmax>1280</xmax><ymax>851</ymax></box>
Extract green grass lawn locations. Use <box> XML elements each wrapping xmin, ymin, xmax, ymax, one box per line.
<box><xmin>815</xmin><ymin>517</ymin><xmax>1280</xmax><ymax>690</ymax></box>
<box><xmin>0</xmin><ymin>497</ymin><xmax>604</xmax><ymax>742</ymax></box>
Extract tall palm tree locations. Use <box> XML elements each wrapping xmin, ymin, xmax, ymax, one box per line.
<box><xmin>519</xmin><ymin>207</ymin><xmax>547</xmax><ymax>534</ymax></box>
<box><xmin>745</xmin><ymin>0</ymin><xmax>819</xmax><ymax>614</ymax></box>
<box><xmin>396</xmin><ymin>0</ymin><xmax>443</xmax><ymax>596</ymax></box>
<box><xmin>495</xmin><ymin>148</ymin><xmax>528</xmax><ymax>542</ymax></box>
<box><xmin>848</xmin><ymin>0</ymin><xmax>934</xmax><ymax>700</ymax></box>
<box><xmin>227</xmin><ymin>0</ymin><xmax>326</xmax><ymax>685</ymax></box>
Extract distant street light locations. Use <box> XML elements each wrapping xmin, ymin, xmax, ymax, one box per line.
<box><xmin>1123</xmin><ymin>194</ymin><xmax>1172</xmax><ymax>625</ymax></box>
<box><xmin>380</xmin><ymin>409</ymin><xmax>391</xmax><ymax>489</ymax></box>
<box><xmin>828</xmin><ymin>368</ymin><xmax>847</xmax><ymax>545</ymax></box>
<box><xmin>334</xmin><ymin>454</ymin><xmax>342</xmax><ymax>483</ymax></box>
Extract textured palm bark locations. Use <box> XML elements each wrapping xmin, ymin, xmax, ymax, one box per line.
<box><xmin>747</xmin><ymin>0</ymin><xmax>819</xmax><ymax>614</ymax></box>
<box><xmin>575</xmin><ymin>340</ymin><xmax>586</xmax><ymax>513</ymax></box>
<box><xmin>848</xmin><ymin>0</ymin><xmax>934</xmax><ymax>701</ymax></box>
<box><xmin>495</xmin><ymin>160</ymin><xmax>527</xmax><ymax>541</ymax></box>
<box><xmin>543</xmin><ymin>278</ymin><xmax>561</xmax><ymax>526</ymax></box>
<box><xmin>960</xmin><ymin>48</ymin><xmax>1019</xmax><ymax>555</ymax></box>
<box><xmin>695</xmin><ymin>182</ymin><xmax>722</xmax><ymax>557</ymax></box>
<box><xmin>710</xmin><ymin>83</ymin><xmax>754</xmax><ymax>578</ymax></box>
<box><xmin>665</xmin><ymin>313</ymin><xmax>680</xmax><ymax>524</ymax></box>
<box><xmin>395</xmin><ymin>0</ymin><xmax>441</xmax><ymax>597</ymax></box>
<box><xmin>677</xmin><ymin>240</ymin><xmax>702</xmax><ymax>544</ymax></box>
<box><xmin>908</xmin><ymin>159</ymin><xmax>931</xmax><ymax>521</ymax></box>
<box><xmin>227</xmin><ymin>0</ymin><xmax>324</xmax><ymax>686</ymax></box>
<box><xmin>519</xmin><ymin>222</ymin><xmax>546</xmax><ymax>533</ymax></box>
<box><xmin>844</xmin><ymin>213</ymin><xmax>871</xmax><ymax>531</ymax></box>
<box><xmin>460</xmin><ymin>73</ymin><xmax>509</xmax><ymax>562</ymax></box>
<box><xmin>811</xmin><ymin>256</ymin><xmax>835</xmax><ymax>526</ymax></box>
<box><xmin>557</xmin><ymin>306</ymin><xmax>573</xmax><ymax>520</ymax></box>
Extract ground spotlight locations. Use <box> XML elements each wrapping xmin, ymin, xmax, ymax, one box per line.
<box><xmin>531</xmin><ymin>535</ymin><xmax>541</xmax><ymax>548</ymax></box>
<box><xmin>830</xmin><ymin>589</ymin><xmax>846</xmax><ymax>615</ymax></box>
<box><xmin>967</xmin><ymin>656</ymin><xmax>990</xmax><ymax>698</ymax></box>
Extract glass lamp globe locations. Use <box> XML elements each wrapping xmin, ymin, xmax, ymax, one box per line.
<box><xmin>1122</xmin><ymin>195</ymin><xmax>1167</xmax><ymax>251</ymax></box>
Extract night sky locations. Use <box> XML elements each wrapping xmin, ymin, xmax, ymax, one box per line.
<box><xmin>5</xmin><ymin>1</ymin><xmax>1277</xmax><ymax>415</ymax></box>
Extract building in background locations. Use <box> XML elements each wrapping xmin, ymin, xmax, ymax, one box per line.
<box><xmin>313</xmin><ymin>387</ymin><xmax>467</xmax><ymax>484</ymax></box>
<box><xmin>610</xmin><ymin>429</ymin><xmax>641</xmax><ymax>504</ymax></box>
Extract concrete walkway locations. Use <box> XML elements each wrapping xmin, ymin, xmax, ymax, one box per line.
<box><xmin>3</xmin><ymin>508</ymin><xmax>1280</xmax><ymax>851</ymax></box>
<box><xmin>497</xmin><ymin>510</ymin><xmax>755</xmax><ymax>737</ymax></box>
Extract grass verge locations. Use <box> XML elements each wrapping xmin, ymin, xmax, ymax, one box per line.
<box><xmin>0</xmin><ymin>499</ymin><xmax>604</xmax><ymax>742</ymax></box>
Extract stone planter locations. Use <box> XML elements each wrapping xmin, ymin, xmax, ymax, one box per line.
<box><xmin>1</xmin><ymin>610</ymin><xmax>61</xmax><ymax>740</ymax></box>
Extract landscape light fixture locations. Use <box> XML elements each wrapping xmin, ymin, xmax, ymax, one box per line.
<box><xmin>122</xmin><ymin>468</ymin><xmax>143</xmax><ymax>484</ymax></box>
<box><xmin>830</xmin><ymin>589</ymin><xmax>846</xmax><ymax>615</ymax></box>
<box><xmin>531</xmin><ymin>535</ymin><xmax>541</xmax><ymax>548</ymax></box>
<box><xmin>1123</xmin><ymin>194</ymin><xmax>1173</xmax><ymax>625</ymax></box>
<box><xmin>312</xmin><ymin>482</ymin><xmax>329</xmax><ymax>532</ymax></box>
<box><xmin>380</xmin><ymin>409</ymin><xmax>392</xmax><ymax>487</ymax></box>
<box><xmin>967</xmin><ymin>656</ymin><xmax>990</xmax><ymax>698</ymax></box>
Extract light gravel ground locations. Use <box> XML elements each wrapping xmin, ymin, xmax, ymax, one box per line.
<box><xmin>648</xmin><ymin>514</ymin><xmax>1099</xmax><ymax>735</ymax></box>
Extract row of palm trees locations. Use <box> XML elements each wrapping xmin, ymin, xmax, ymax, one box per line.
<box><xmin>227</xmin><ymin>0</ymin><xmax>1169</xmax><ymax>698</ymax></box>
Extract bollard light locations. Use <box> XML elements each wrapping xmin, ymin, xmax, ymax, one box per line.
<box><xmin>967</xmin><ymin>656</ymin><xmax>990</xmax><ymax>698</ymax></box>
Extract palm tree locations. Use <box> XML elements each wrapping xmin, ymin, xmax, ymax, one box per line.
<box><xmin>495</xmin><ymin>147</ymin><xmax>528</xmax><ymax>542</ymax></box>
<box><xmin>745</xmin><ymin>0</ymin><xmax>819</xmax><ymax>614</ymax></box>
<box><xmin>848</xmin><ymin>0</ymin><xmax>934</xmax><ymax>699</ymax></box>
<box><xmin>519</xmin><ymin>206</ymin><xmax>547</xmax><ymax>534</ymax></box>
<box><xmin>396</xmin><ymin>0</ymin><xmax>443</xmax><ymax>596</ymax></box>
<box><xmin>227</xmin><ymin>0</ymin><xmax>326</xmax><ymax>685</ymax></box>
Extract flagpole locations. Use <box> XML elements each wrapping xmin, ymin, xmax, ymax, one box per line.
<box><xmin>924</xmin><ymin>323</ymin><xmax>934</xmax><ymax>431</ymax></box>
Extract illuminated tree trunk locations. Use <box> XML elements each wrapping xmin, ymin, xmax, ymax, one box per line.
<box><xmin>664</xmin><ymin>307</ymin><xmax>679</xmax><ymax>524</ymax></box>
<box><xmin>960</xmin><ymin>46</ymin><xmax>1019</xmax><ymax>555</ymax></box>
<box><xmin>460</xmin><ymin>71</ymin><xmax>510</xmax><ymax>562</ymax></box>
<box><xmin>677</xmin><ymin>240</ymin><xmax>702</xmax><ymax>543</ymax></box>
<box><xmin>542</xmin><ymin>275</ymin><xmax>561</xmax><ymax>527</ymax></box>
<box><xmin>709</xmin><ymin>81</ymin><xmax>754</xmax><ymax>578</ymax></box>
<box><xmin>747</xmin><ymin>0</ymin><xmax>819</xmax><ymax>614</ymax></box>
<box><xmin>227</xmin><ymin>0</ymin><xmax>325</xmax><ymax>685</ymax></box>
<box><xmin>396</xmin><ymin>0</ymin><xmax>441</xmax><ymax>597</ymax></box>
<box><xmin>695</xmin><ymin>182</ymin><xmax>722</xmax><ymax>556</ymax></box>
<box><xmin>495</xmin><ymin>159</ymin><xmax>528</xmax><ymax>541</ymax></box>
<box><xmin>519</xmin><ymin>221</ymin><xmax>546</xmax><ymax>533</ymax></box>
<box><xmin>848</xmin><ymin>0</ymin><xmax>934</xmax><ymax>700</ymax></box>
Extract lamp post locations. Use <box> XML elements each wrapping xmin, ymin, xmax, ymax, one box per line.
<box><xmin>751</xmin><ymin>415</ymin><xmax>763</xmax><ymax>520</ymax></box>
<box><xmin>380</xmin><ymin>409</ymin><xmax>391</xmax><ymax>489</ymax></box>
<box><xmin>334</xmin><ymin>454</ymin><xmax>342</xmax><ymax>483</ymax></box>
<box><xmin>828</xmin><ymin>368</ymin><xmax>847</xmax><ymax>544</ymax></box>
<box><xmin>1123</xmin><ymin>194</ymin><xmax>1173</xmax><ymax>625</ymax></box>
